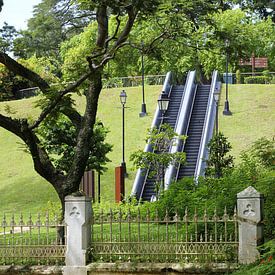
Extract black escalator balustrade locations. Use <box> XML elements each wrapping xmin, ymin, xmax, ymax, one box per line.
<box><xmin>141</xmin><ymin>85</ymin><xmax>185</xmax><ymax>201</ymax></box>
<box><xmin>178</xmin><ymin>84</ymin><xmax>211</xmax><ymax>178</ymax></box>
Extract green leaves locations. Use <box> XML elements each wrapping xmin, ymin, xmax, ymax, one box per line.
<box><xmin>38</xmin><ymin>116</ymin><xmax>112</xmax><ymax>174</ymax></box>
<box><xmin>130</xmin><ymin>123</ymin><xmax>186</xmax><ymax>196</ymax></box>
<box><xmin>205</xmin><ymin>132</ymin><xmax>234</xmax><ymax>178</ymax></box>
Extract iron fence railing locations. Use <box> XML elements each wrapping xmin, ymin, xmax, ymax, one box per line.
<box><xmin>90</xmin><ymin>207</ymin><xmax>238</xmax><ymax>263</ymax></box>
<box><xmin>0</xmin><ymin>213</ymin><xmax>66</xmax><ymax>265</ymax></box>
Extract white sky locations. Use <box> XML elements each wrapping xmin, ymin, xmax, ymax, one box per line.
<box><xmin>0</xmin><ymin>0</ymin><xmax>42</xmax><ymax>30</ymax></box>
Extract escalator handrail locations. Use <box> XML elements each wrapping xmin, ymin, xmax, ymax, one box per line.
<box><xmin>174</xmin><ymin>84</ymin><xmax>198</xmax><ymax>182</ymax></box>
<box><xmin>164</xmin><ymin>70</ymin><xmax>197</xmax><ymax>188</ymax></box>
<box><xmin>138</xmin><ymin>85</ymin><xmax>173</xmax><ymax>202</ymax></box>
<box><xmin>131</xmin><ymin>71</ymin><xmax>172</xmax><ymax>199</ymax></box>
<box><xmin>194</xmin><ymin>70</ymin><xmax>219</xmax><ymax>180</ymax></box>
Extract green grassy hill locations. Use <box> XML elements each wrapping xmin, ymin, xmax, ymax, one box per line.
<box><xmin>0</xmin><ymin>84</ymin><xmax>274</xmax><ymax>214</ymax></box>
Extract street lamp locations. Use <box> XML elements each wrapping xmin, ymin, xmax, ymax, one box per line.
<box><xmin>214</xmin><ymin>90</ymin><xmax>219</xmax><ymax>134</ymax></box>
<box><xmin>223</xmin><ymin>39</ymin><xmax>232</xmax><ymax>115</ymax></box>
<box><xmin>158</xmin><ymin>91</ymin><xmax>170</xmax><ymax>118</ymax></box>
<box><xmin>139</xmin><ymin>41</ymin><xmax>147</xmax><ymax>117</ymax></box>
<box><xmin>120</xmin><ymin>90</ymin><xmax>127</xmax><ymax>176</ymax></box>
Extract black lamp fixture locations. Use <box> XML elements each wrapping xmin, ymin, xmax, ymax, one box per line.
<box><xmin>120</xmin><ymin>89</ymin><xmax>127</xmax><ymax>105</ymax></box>
<box><xmin>119</xmin><ymin>90</ymin><xmax>127</xmax><ymax>176</ymax></box>
<box><xmin>158</xmin><ymin>91</ymin><xmax>170</xmax><ymax>117</ymax></box>
<box><xmin>223</xmin><ymin>39</ymin><xmax>232</xmax><ymax>116</ymax></box>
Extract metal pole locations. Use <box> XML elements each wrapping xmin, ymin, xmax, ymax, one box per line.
<box><xmin>121</xmin><ymin>103</ymin><xmax>127</xmax><ymax>175</ymax></box>
<box><xmin>215</xmin><ymin>101</ymin><xmax>218</xmax><ymax>134</ymax></box>
<box><xmin>98</xmin><ymin>172</ymin><xmax>101</xmax><ymax>203</ymax></box>
<box><xmin>223</xmin><ymin>47</ymin><xmax>232</xmax><ymax>115</ymax></box>
<box><xmin>139</xmin><ymin>43</ymin><xmax>147</xmax><ymax>117</ymax></box>
<box><xmin>141</xmin><ymin>52</ymin><xmax>145</xmax><ymax>105</ymax></box>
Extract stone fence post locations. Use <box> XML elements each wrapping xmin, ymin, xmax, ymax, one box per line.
<box><xmin>237</xmin><ymin>186</ymin><xmax>264</xmax><ymax>264</ymax></box>
<box><xmin>63</xmin><ymin>195</ymin><xmax>92</xmax><ymax>275</ymax></box>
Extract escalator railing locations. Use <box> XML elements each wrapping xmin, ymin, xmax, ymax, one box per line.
<box><xmin>164</xmin><ymin>70</ymin><xmax>197</xmax><ymax>189</ymax></box>
<box><xmin>131</xmin><ymin>72</ymin><xmax>172</xmax><ymax>199</ymax></box>
<box><xmin>194</xmin><ymin>70</ymin><xmax>220</xmax><ymax>179</ymax></box>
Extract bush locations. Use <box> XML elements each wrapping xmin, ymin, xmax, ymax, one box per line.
<box><xmin>244</xmin><ymin>76</ymin><xmax>270</xmax><ymax>84</ymax></box>
<box><xmin>236</xmin><ymin>69</ymin><xmax>242</xmax><ymax>84</ymax></box>
<box><xmin>232</xmin><ymin>240</ymin><xmax>275</xmax><ymax>275</ymax></box>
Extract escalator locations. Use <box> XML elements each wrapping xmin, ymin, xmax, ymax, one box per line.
<box><xmin>132</xmin><ymin>70</ymin><xmax>220</xmax><ymax>202</ymax></box>
<box><xmin>176</xmin><ymin>85</ymin><xmax>211</xmax><ymax>178</ymax></box>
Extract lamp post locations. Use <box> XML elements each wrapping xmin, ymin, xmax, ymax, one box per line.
<box><xmin>157</xmin><ymin>91</ymin><xmax>170</xmax><ymax>119</ymax></box>
<box><xmin>157</xmin><ymin>91</ymin><xmax>170</xmax><ymax>193</ymax></box>
<box><xmin>120</xmin><ymin>90</ymin><xmax>127</xmax><ymax>176</ymax></box>
<box><xmin>214</xmin><ymin>91</ymin><xmax>219</xmax><ymax>134</ymax></box>
<box><xmin>223</xmin><ymin>39</ymin><xmax>232</xmax><ymax>115</ymax></box>
<box><xmin>139</xmin><ymin>41</ymin><xmax>147</xmax><ymax>117</ymax></box>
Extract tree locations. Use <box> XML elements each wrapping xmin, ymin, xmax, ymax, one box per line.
<box><xmin>0</xmin><ymin>22</ymin><xmax>18</xmax><ymax>53</ymax></box>
<box><xmin>0</xmin><ymin>0</ymin><xmax>162</xmax><ymax>216</ymax></box>
<box><xmin>13</xmin><ymin>0</ymin><xmax>93</xmax><ymax>59</ymax></box>
<box><xmin>237</xmin><ymin>0</ymin><xmax>275</xmax><ymax>22</ymax></box>
<box><xmin>205</xmin><ymin>132</ymin><xmax>234</xmax><ymax>178</ymax></box>
<box><xmin>130</xmin><ymin>123</ymin><xmax>186</xmax><ymax>199</ymax></box>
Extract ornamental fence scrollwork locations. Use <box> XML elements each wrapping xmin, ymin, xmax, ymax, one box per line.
<box><xmin>0</xmin><ymin>213</ymin><xmax>66</xmax><ymax>265</ymax></box>
<box><xmin>90</xmin><ymin>207</ymin><xmax>238</xmax><ymax>263</ymax></box>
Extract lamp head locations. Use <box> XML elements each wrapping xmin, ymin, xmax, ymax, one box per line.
<box><xmin>158</xmin><ymin>91</ymin><xmax>170</xmax><ymax>114</ymax></box>
<box><xmin>120</xmin><ymin>90</ymin><xmax>127</xmax><ymax>105</ymax></box>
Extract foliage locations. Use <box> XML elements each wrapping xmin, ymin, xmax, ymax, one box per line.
<box><xmin>244</xmin><ymin>76</ymin><xmax>270</xmax><ymax>84</ymax></box>
<box><xmin>0</xmin><ymin>64</ymin><xmax>30</xmax><ymax>101</ymax></box>
<box><xmin>255</xmin><ymin>171</ymin><xmax>275</xmax><ymax>239</ymax></box>
<box><xmin>13</xmin><ymin>0</ymin><xmax>90</xmax><ymax>59</ymax></box>
<box><xmin>244</xmin><ymin>137</ymin><xmax>275</xmax><ymax>169</ymax></box>
<box><xmin>60</xmin><ymin>22</ymin><xmax>97</xmax><ymax>81</ymax></box>
<box><xmin>19</xmin><ymin>56</ymin><xmax>60</xmax><ymax>83</ymax></box>
<box><xmin>235</xmin><ymin>69</ymin><xmax>241</xmax><ymax>84</ymax></box>
<box><xmin>38</xmin><ymin>116</ymin><xmax>112</xmax><ymax>174</ymax></box>
<box><xmin>0</xmin><ymin>22</ymin><xmax>18</xmax><ymax>53</ymax></box>
<box><xmin>205</xmin><ymin>132</ymin><xmax>234</xmax><ymax>178</ymax></box>
<box><xmin>130</xmin><ymin>123</ymin><xmax>186</xmax><ymax>198</ymax></box>
<box><xmin>232</xmin><ymin>240</ymin><xmax>275</xmax><ymax>275</ymax></box>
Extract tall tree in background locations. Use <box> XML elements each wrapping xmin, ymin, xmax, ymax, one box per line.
<box><xmin>13</xmin><ymin>0</ymin><xmax>94</xmax><ymax>59</ymax></box>
<box><xmin>237</xmin><ymin>0</ymin><xmax>275</xmax><ymax>22</ymax></box>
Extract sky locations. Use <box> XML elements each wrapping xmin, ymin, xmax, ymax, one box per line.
<box><xmin>0</xmin><ymin>0</ymin><xmax>42</xmax><ymax>30</ymax></box>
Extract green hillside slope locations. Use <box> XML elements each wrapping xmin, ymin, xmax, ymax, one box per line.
<box><xmin>0</xmin><ymin>84</ymin><xmax>274</xmax><ymax>214</ymax></box>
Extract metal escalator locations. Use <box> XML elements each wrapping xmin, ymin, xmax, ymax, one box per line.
<box><xmin>140</xmin><ymin>85</ymin><xmax>186</xmax><ymax>202</ymax></box>
<box><xmin>176</xmin><ymin>84</ymin><xmax>211</xmax><ymax>178</ymax></box>
<box><xmin>132</xmin><ymin>70</ymin><xmax>220</xmax><ymax>202</ymax></box>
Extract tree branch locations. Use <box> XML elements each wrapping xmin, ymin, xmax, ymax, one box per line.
<box><xmin>0</xmin><ymin>114</ymin><xmax>66</xmax><ymax>186</ymax></box>
<box><xmin>105</xmin><ymin>13</ymin><xmax>121</xmax><ymax>47</ymax></box>
<box><xmin>114</xmin><ymin>6</ymin><xmax>137</xmax><ymax>48</ymax></box>
<box><xmin>29</xmin><ymin>72</ymin><xmax>91</xmax><ymax>130</ymax></box>
<box><xmin>96</xmin><ymin>5</ymin><xmax>108</xmax><ymax>48</ymax></box>
<box><xmin>0</xmin><ymin>52</ymin><xmax>50</xmax><ymax>91</ymax></box>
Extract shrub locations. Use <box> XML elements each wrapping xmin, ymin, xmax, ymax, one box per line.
<box><xmin>236</xmin><ymin>69</ymin><xmax>242</xmax><ymax>84</ymax></box>
<box><xmin>244</xmin><ymin>76</ymin><xmax>270</xmax><ymax>84</ymax></box>
<box><xmin>205</xmin><ymin>132</ymin><xmax>234</xmax><ymax>178</ymax></box>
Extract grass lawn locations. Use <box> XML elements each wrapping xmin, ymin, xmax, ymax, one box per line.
<box><xmin>219</xmin><ymin>84</ymin><xmax>275</xmax><ymax>162</ymax></box>
<box><xmin>0</xmin><ymin>83</ymin><xmax>274</xmax><ymax>214</ymax></box>
<box><xmin>0</xmin><ymin>85</ymin><xmax>161</xmax><ymax>214</ymax></box>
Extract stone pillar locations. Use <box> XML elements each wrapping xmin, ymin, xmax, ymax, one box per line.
<box><xmin>237</xmin><ymin>186</ymin><xmax>264</xmax><ymax>264</ymax></box>
<box><xmin>63</xmin><ymin>195</ymin><xmax>92</xmax><ymax>275</ymax></box>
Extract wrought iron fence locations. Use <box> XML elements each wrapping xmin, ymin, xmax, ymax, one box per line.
<box><xmin>90</xmin><ymin>207</ymin><xmax>238</xmax><ymax>263</ymax></box>
<box><xmin>0</xmin><ymin>213</ymin><xmax>66</xmax><ymax>265</ymax></box>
